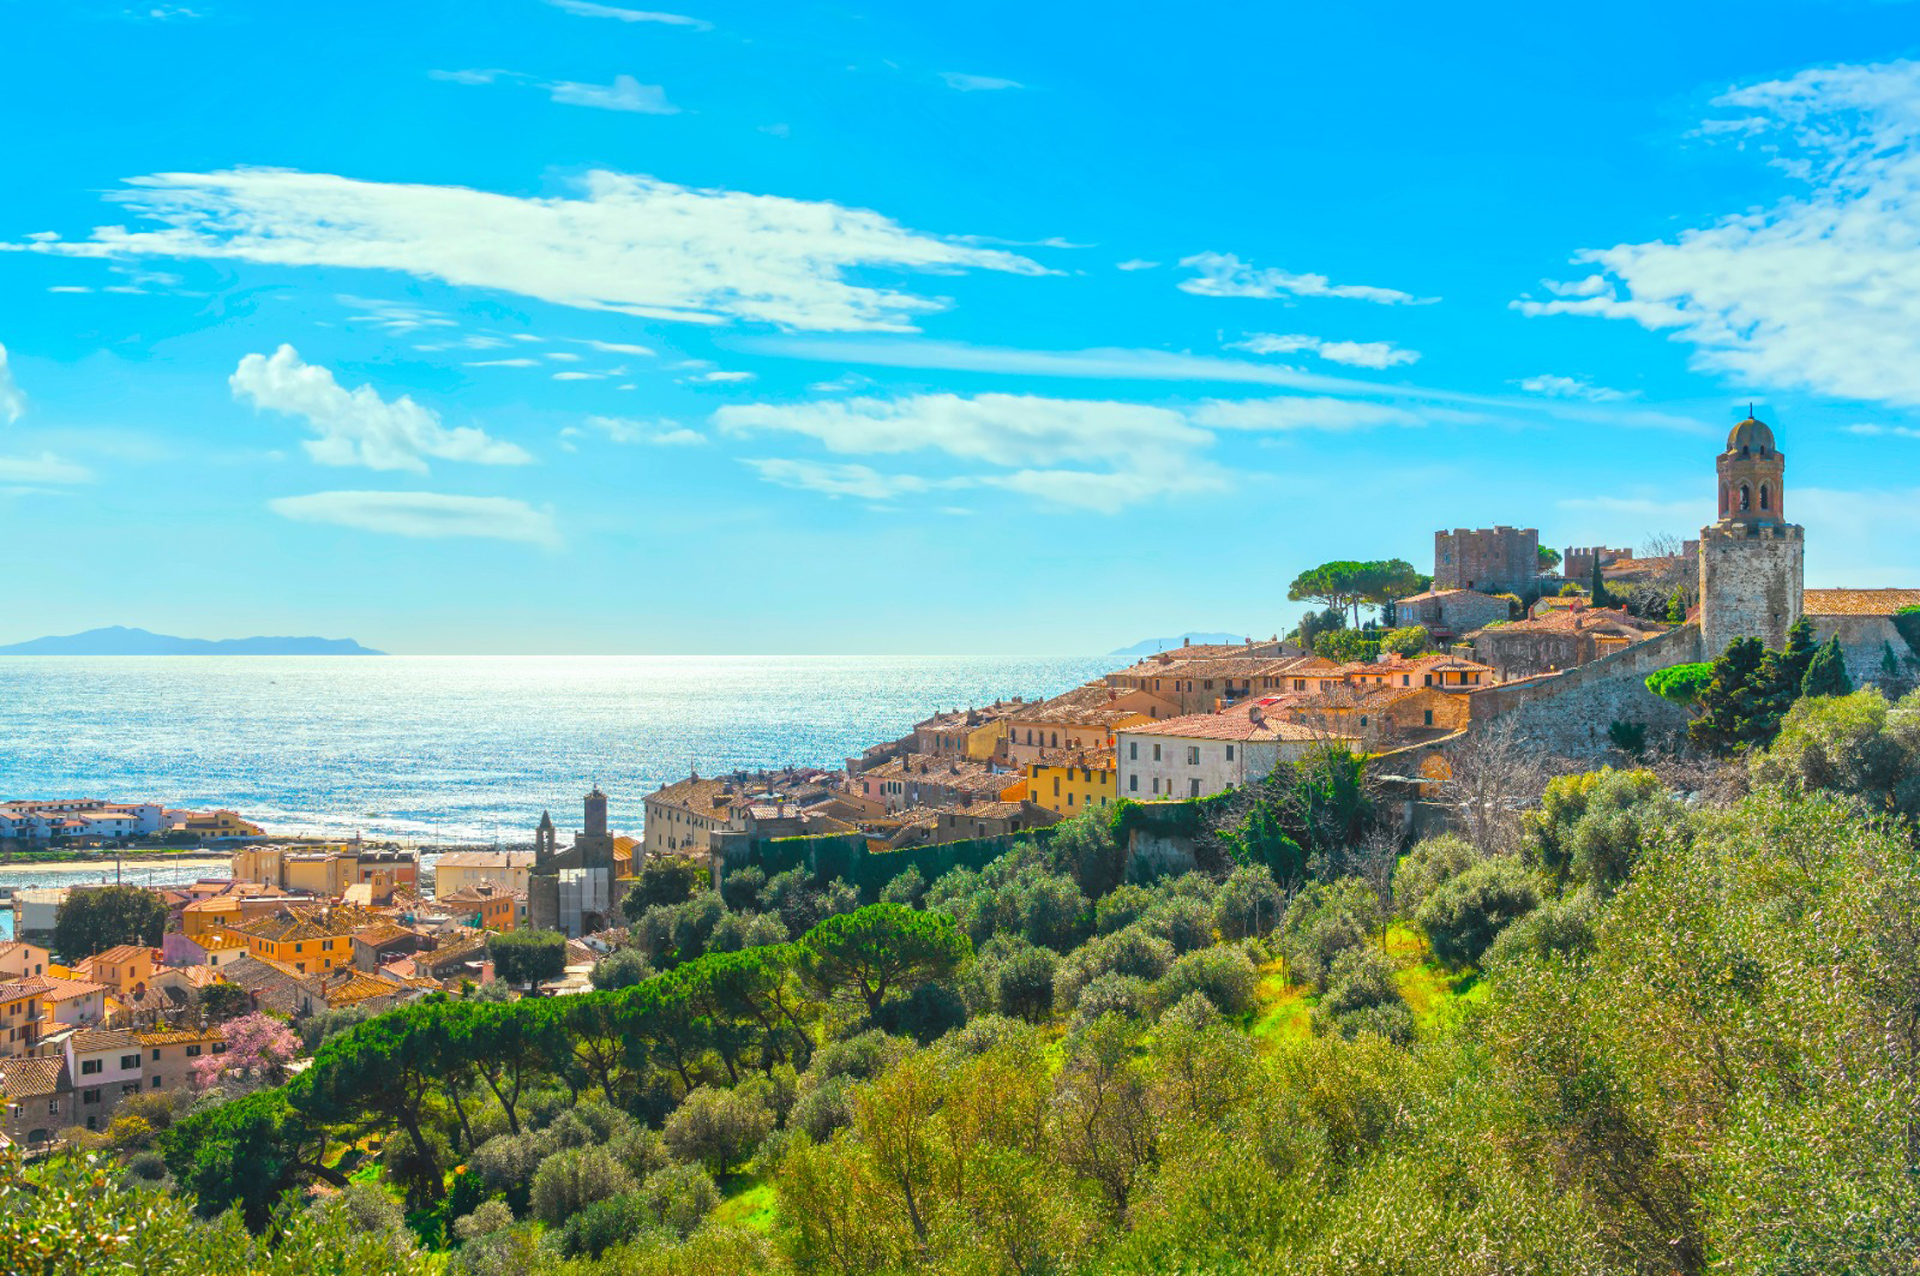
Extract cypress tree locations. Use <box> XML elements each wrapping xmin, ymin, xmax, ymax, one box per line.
<box><xmin>1590</xmin><ymin>560</ymin><xmax>1610</xmax><ymax>609</ymax></box>
<box><xmin>1665</xmin><ymin>586</ymin><xmax>1688</xmax><ymax>624</ymax></box>
<box><xmin>1801</xmin><ymin>638</ymin><xmax>1853</xmax><ymax>699</ymax></box>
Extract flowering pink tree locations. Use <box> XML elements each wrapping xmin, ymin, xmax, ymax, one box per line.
<box><xmin>190</xmin><ymin>1012</ymin><xmax>300</xmax><ymax>1089</ymax></box>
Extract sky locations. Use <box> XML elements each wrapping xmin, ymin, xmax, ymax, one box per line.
<box><xmin>2</xmin><ymin>0</ymin><xmax>1918</xmax><ymax>654</ymax></box>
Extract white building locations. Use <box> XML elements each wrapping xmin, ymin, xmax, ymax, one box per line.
<box><xmin>1116</xmin><ymin>709</ymin><xmax>1355</xmax><ymax>801</ymax></box>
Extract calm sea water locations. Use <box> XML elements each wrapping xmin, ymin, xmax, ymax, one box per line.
<box><xmin>0</xmin><ymin>655</ymin><xmax>1110</xmax><ymax>845</ymax></box>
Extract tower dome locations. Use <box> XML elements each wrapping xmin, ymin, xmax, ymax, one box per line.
<box><xmin>1727</xmin><ymin>415</ymin><xmax>1775</xmax><ymax>455</ymax></box>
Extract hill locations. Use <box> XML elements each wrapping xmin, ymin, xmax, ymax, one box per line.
<box><xmin>0</xmin><ymin>625</ymin><xmax>384</xmax><ymax>656</ymax></box>
<box><xmin>1108</xmin><ymin>631</ymin><xmax>1251</xmax><ymax>657</ymax></box>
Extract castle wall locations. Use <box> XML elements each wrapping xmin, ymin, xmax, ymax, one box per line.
<box><xmin>1808</xmin><ymin>615</ymin><xmax>1919</xmax><ymax>690</ymax></box>
<box><xmin>1699</xmin><ymin>525</ymin><xmax>1803</xmax><ymax>657</ymax></box>
<box><xmin>1466</xmin><ymin>624</ymin><xmax>1703</xmax><ymax>758</ymax></box>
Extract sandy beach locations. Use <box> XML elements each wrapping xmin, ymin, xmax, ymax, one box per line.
<box><xmin>0</xmin><ymin>854</ymin><xmax>231</xmax><ymax>879</ymax></box>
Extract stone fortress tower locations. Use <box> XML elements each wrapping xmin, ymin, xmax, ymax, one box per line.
<box><xmin>1698</xmin><ymin>413</ymin><xmax>1804</xmax><ymax>657</ymax></box>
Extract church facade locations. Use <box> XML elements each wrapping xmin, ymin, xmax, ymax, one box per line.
<box><xmin>528</xmin><ymin>787</ymin><xmax>626</xmax><ymax>938</ymax></box>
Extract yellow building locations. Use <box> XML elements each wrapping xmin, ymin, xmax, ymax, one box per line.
<box><xmin>220</xmin><ymin>906</ymin><xmax>375</xmax><ymax>976</ymax></box>
<box><xmin>181</xmin><ymin>810</ymin><xmax>264</xmax><ymax>842</ymax></box>
<box><xmin>1026</xmin><ymin>750</ymin><xmax>1117</xmax><ymax>816</ymax></box>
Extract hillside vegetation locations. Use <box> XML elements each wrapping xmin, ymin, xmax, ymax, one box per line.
<box><xmin>8</xmin><ymin>687</ymin><xmax>1920</xmax><ymax>1275</ymax></box>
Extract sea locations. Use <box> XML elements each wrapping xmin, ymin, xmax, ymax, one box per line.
<box><xmin>0</xmin><ymin>654</ymin><xmax>1113</xmax><ymax>845</ymax></box>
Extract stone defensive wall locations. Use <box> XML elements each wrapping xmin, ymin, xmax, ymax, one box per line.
<box><xmin>1466</xmin><ymin>623</ymin><xmax>1704</xmax><ymax>757</ymax></box>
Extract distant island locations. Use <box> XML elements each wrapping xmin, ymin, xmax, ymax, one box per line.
<box><xmin>0</xmin><ymin>626</ymin><xmax>384</xmax><ymax>656</ymax></box>
<box><xmin>1108</xmin><ymin>631</ymin><xmax>1254</xmax><ymax>657</ymax></box>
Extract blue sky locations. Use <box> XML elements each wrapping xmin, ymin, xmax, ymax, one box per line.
<box><xmin>2</xmin><ymin>0</ymin><xmax>1918</xmax><ymax>654</ymax></box>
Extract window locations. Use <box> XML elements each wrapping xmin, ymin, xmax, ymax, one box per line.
<box><xmin>1424</xmin><ymin>709</ymin><xmax>1435</xmax><ymax>726</ymax></box>
<box><xmin>1225</xmin><ymin>745</ymin><xmax>1235</xmax><ymax>762</ymax></box>
<box><xmin>1359</xmin><ymin>715</ymin><xmax>1369</xmax><ymax>727</ymax></box>
<box><xmin>1067</xmin><ymin>793</ymin><xmax>1074</xmax><ymax>807</ymax></box>
<box><xmin>1152</xmin><ymin>743</ymin><xmax>1162</xmax><ymax>762</ymax></box>
<box><xmin>151</xmin><ymin>1049</ymin><xmax>160</xmax><ymax>1061</ymax></box>
<box><xmin>82</xmin><ymin>1089</ymin><xmax>100</xmax><ymax>1105</ymax></box>
<box><xmin>1129</xmin><ymin>775</ymin><xmax>1138</xmax><ymax>792</ymax></box>
<box><xmin>81</xmin><ymin>1059</ymin><xmax>101</xmax><ymax>1076</ymax></box>
<box><xmin>1403</xmin><ymin>675</ymin><xmax>1411</xmax><ymax>686</ymax></box>
<box><xmin>48</xmin><ymin>1100</ymin><xmax>60</xmax><ymax>1115</ymax></box>
<box><xmin>151</xmin><ymin>1077</ymin><xmax>162</xmax><ymax>1089</ymax></box>
<box><xmin>1189</xmin><ymin>779</ymin><xmax>1201</xmax><ymax>797</ymax></box>
<box><xmin>1128</xmin><ymin>741</ymin><xmax>1138</xmax><ymax>760</ymax></box>
<box><xmin>1186</xmin><ymin>746</ymin><xmax>1200</xmax><ymax>765</ymax></box>
<box><xmin>185</xmin><ymin>1045</ymin><xmax>201</xmax><ymax>1058</ymax></box>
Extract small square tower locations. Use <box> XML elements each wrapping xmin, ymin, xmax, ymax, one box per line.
<box><xmin>1699</xmin><ymin>413</ymin><xmax>1803</xmax><ymax>657</ymax></box>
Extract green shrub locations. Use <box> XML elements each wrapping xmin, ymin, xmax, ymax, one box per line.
<box><xmin>1310</xmin><ymin>946</ymin><xmax>1414</xmax><ymax>1045</ymax></box>
<box><xmin>530</xmin><ymin>1145</ymin><xmax>636</xmax><ymax>1227</ymax></box>
<box><xmin>1392</xmin><ymin>834</ymin><xmax>1476</xmax><ymax>919</ymax></box>
<box><xmin>1416</xmin><ymin>858</ymin><xmax>1540</xmax><ymax>967</ymax></box>
<box><xmin>1156</xmin><ymin>945</ymin><xmax>1258</xmax><ymax>1017</ymax></box>
<box><xmin>1646</xmin><ymin>662</ymin><xmax>1714</xmax><ymax>704</ymax></box>
<box><xmin>663</xmin><ymin>1085</ymin><xmax>773</xmax><ymax>1176</ymax></box>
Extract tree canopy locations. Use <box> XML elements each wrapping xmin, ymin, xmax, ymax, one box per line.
<box><xmin>489</xmin><ymin>929</ymin><xmax>568</xmax><ymax>993</ymax></box>
<box><xmin>1287</xmin><ymin>559</ymin><xmax>1425</xmax><ymax>627</ymax></box>
<box><xmin>800</xmin><ymin>903</ymin><xmax>971</xmax><ymax>1016</ymax></box>
<box><xmin>50</xmin><ymin>884</ymin><xmax>166</xmax><ymax>962</ymax></box>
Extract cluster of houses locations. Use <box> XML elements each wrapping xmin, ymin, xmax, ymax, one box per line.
<box><xmin>0</xmin><ymin>831</ymin><xmax>627</xmax><ymax>1149</ymax></box>
<box><xmin>0</xmin><ymin>798</ymin><xmax>263</xmax><ymax>845</ymax></box>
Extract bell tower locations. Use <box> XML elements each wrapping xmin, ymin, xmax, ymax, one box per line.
<box><xmin>1699</xmin><ymin>412</ymin><xmax>1803</xmax><ymax>657</ymax></box>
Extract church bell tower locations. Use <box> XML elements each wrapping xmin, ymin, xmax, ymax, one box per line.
<box><xmin>1698</xmin><ymin>413</ymin><xmax>1804</xmax><ymax>657</ymax></box>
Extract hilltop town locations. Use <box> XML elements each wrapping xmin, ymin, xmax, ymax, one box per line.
<box><xmin>1</xmin><ymin>414</ymin><xmax>1916</xmax><ymax>1197</ymax></box>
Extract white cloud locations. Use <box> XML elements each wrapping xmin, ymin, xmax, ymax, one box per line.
<box><xmin>14</xmin><ymin>168</ymin><xmax>1048</xmax><ymax>332</ymax></box>
<box><xmin>545</xmin><ymin>0</ymin><xmax>710</xmax><ymax>29</ymax></box>
<box><xmin>577</xmin><ymin>416</ymin><xmax>705</xmax><ymax>446</ymax></box>
<box><xmin>0</xmin><ymin>344</ymin><xmax>24</xmax><ymax>423</ymax></box>
<box><xmin>467</xmin><ymin>358</ymin><xmax>542</xmax><ymax>368</ymax></box>
<box><xmin>270</xmin><ymin>491</ymin><xmax>560</xmax><ymax>546</ymax></box>
<box><xmin>983</xmin><ymin>466</ymin><xmax>1226</xmax><ymax>513</ymax></box>
<box><xmin>1518</xmin><ymin>59</ymin><xmax>1920</xmax><ymax>407</ymax></box>
<box><xmin>1190</xmin><ymin>397</ymin><xmax>1423</xmax><ymax>432</ymax></box>
<box><xmin>1228</xmin><ymin>332</ymin><xmax>1420</xmax><ymax>369</ymax></box>
<box><xmin>1116</xmin><ymin>259</ymin><xmax>1159</xmax><ymax>271</ymax></box>
<box><xmin>717</xmin><ymin>392</ymin><xmax>1207</xmax><ymax>469</ymax></box>
<box><xmin>546</xmin><ymin>352</ymin><xmax>584</xmax><ymax>361</ymax></box>
<box><xmin>1178</xmin><ymin>251</ymin><xmax>1434</xmax><ymax>305</ymax></box>
<box><xmin>940</xmin><ymin>72</ymin><xmax>1023</xmax><ymax>92</ymax></box>
<box><xmin>432</xmin><ymin>68</ymin><xmax>678</xmax><ymax>114</ymax></box>
<box><xmin>681</xmin><ymin>369</ymin><xmax>755</xmax><ymax>384</ymax></box>
<box><xmin>337</xmin><ymin>296</ymin><xmax>456</xmax><ymax>333</ymax></box>
<box><xmin>1845</xmin><ymin>423</ymin><xmax>1920</xmax><ymax>440</ymax></box>
<box><xmin>574</xmin><ymin>339</ymin><xmax>655</xmax><ymax>355</ymax></box>
<box><xmin>0</xmin><ymin>452</ymin><xmax>92</xmax><ymax>484</ymax></box>
<box><xmin>548</xmin><ymin>75</ymin><xmax>677</xmax><ymax>114</ymax></box>
<box><xmin>745</xmin><ymin>458</ymin><xmax>945</xmax><ymax>501</ymax></box>
<box><xmin>1517</xmin><ymin>373</ymin><xmax>1630</xmax><ymax>402</ymax></box>
<box><xmin>552</xmin><ymin>371</ymin><xmax>605</xmax><ymax>380</ymax></box>
<box><xmin>231</xmin><ymin>345</ymin><xmax>533</xmax><ymax>472</ymax></box>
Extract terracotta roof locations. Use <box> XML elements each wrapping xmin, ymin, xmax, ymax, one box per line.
<box><xmin>132</xmin><ymin>1027</ymin><xmax>224</xmax><ymax>1047</ymax></box>
<box><xmin>1398</xmin><ymin>588</ymin><xmax>1506</xmax><ymax>604</ymax></box>
<box><xmin>0</xmin><ymin>1057</ymin><xmax>68</xmax><ymax>1099</ymax></box>
<box><xmin>230</xmin><ymin>905</ymin><xmax>380</xmax><ymax>943</ymax></box>
<box><xmin>69</xmin><ymin>1028</ymin><xmax>141</xmax><ymax>1053</ymax></box>
<box><xmin>1029</xmin><ymin>748</ymin><xmax>1116</xmax><ymax>773</ymax></box>
<box><xmin>321</xmin><ymin>971</ymin><xmax>402</xmax><ymax>1008</ymax></box>
<box><xmin>83</xmin><ymin>944</ymin><xmax>155</xmax><ymax>968</ymax></box>
<box><xmin>647</xmin><ymin>777</ymin><xmax>732</xmax><ymax>814</ymax></box>
<box><xmin>946</xmin><ymin>800</ymin><xmax>1028</xmax><ymax>820</ymax></box>
<box><xmin>433</xmin><ymin>851</ymin><xmax>535</xmax><ymax>870</ymax></box>
<box><xmin>28</xmin><ymin>976</ymin><xmax>107</xmax><ymax>1003</ymax></box>
<box><xmin>1802</xmin><ymin>588</ymin><xmax>1920</xmax><ymax>616</ymax></box>
<box><xmin>1121</xmin><ymin>712</ymin><xmax>1342</xmax><ymax>743</ymax></box>
<box><xmin>352</xmin><ymin>923</ymin><xmax>420</xmax><ymax>947</ymax></box>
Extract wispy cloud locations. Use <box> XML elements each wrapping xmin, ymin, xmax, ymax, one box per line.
<box><xmin>432</xmin><ymin>69</ymin><xmax>678</xmax><ymax>114</ymax></box>
<box><xmin>231</xmin><ymin>345</ymin><xmax>532</xmax><ymax>472</ymax></box>
<box><xmin>544</xmin><ymin>0</ymin><xmax>710</xmax><ymax>29</ymax></box>
<box><xmin>1517</xmin><ymin>59</ymin><xmax>1920</xmax><ymax>408</ymax></box>
<box><xmin>574</xmin><ymin>339</ymin><xmax>655</xmax><ymax>356</ymax></box>
<box><xmin>1116</xmin><ymin>259</ymin><xmax>1159</xmax><ymax>271</ymax></box>
<box><xmin>575</xmin><ymin>416</ymin><xmax>705</xmax><ymax>446</ymax></box>
<box><xmin>1845</xmin><ymin>423</ymin><xmax>1920</xmax><ymax>440</ymax></box>
<box><xmin>270</xmin><ymin>491</ymin><xmax>560</xmax><ymax>547</ymax></box>
<box><xmin>1227</xmin><ymin>332</ymin><xmax>1420</xmax><ymax>369</ymax></box>
<box><xmin>681</xmin><ymin>369</ymin><xmax>755</xmax><ymax>384</ymax></box>
<box><xmin>466</xmin><ymin>358</ymin><xmax>542</xmax><ymax>368</ymax></box>
<box><xmin>0</xmin><ymin>452</ymin><xmax>92</xmax><ymax>484</ymax></box>
<box><xmin>12</xmin><ymin>168</ymin><xmax>1050</xmax><ymax>332</ymax></box>
<box><xmin>939</xmin><ymin>72</ymin><xmax>1024</xmax><ymax>92</ymax></box>
<box><xmin>713</xmin><ymin>389</ymin><xmax>1430</xmax><ymax>513</ymax></box>
<box><xmin>744</xmin><ymin>458</ymin><xmax>947</xmax><ymax>501</ymax></box>
<box><xmin>1517</xmin><ymin>373</ymin><xmax>1631</xmax><ymax>402</ymax></box>
<box><xmin>337</xmin><ymin>296</ymin><xmax>456</xmax><ymax>334</ymax></box>
<box><xmin>0</xmin><ymin>343</ymin><xmax>24</xmax><ymax>423</ymax></box>
<box><xmin>1178</xmin><ymin>251</ymin><xmax>1435</xmax><ymax>305</ymax></box>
